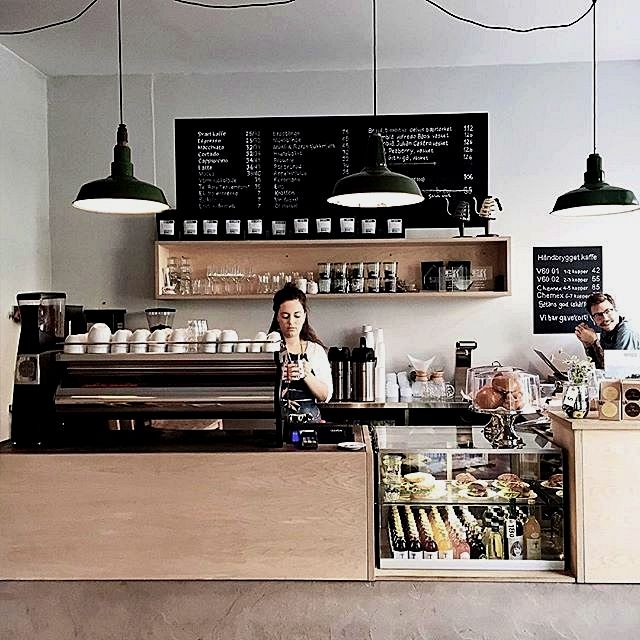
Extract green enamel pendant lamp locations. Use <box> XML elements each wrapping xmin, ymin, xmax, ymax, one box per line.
<box><xmin>327</xmin><ymin>0</ymin><xmax>424</xmax><ymax>208</ymax></box>
<box><xmin>73</xmin><ymin>0</ymin><xmax>169</xmax><ymax>214</ymax></box>
<box><xmin>551</xmin><ymin>1</ymin><xmax>638</xmax><ymax>217</ymax></box>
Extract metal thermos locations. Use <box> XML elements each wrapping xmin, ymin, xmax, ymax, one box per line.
<box><xmin>350</xmin><ymin>337</ymin><xmax>377</xmax><ymax>402</ymax></box>
<box><xmin>328</xmin><ymin>346</ymin><xmax>351</xmax><ymax>401</ymax></box>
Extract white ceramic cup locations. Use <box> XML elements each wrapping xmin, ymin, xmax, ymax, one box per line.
<box><xmin>264</xmin><ymin>331</ymin><xmax>282</xmax><ymax>352</ymax></box>
<box><xmin>87</xmin><ymin>323</ymin><xmax>111</xmax><ymax>353</ymax></box>
<box><xmin>148</xmin><ymin>328</ymin><xmax>170</xmax><ymax>353</ymax></box>
<box><xmin>202</xmin><ymin>329</ymin><xmax>221</xmax><ymax>353</ymax></box>
<box><xmin>168</xmin><ymin>327</ymin><xmax>188</xmax><ymax>353</ymax></box>
<box><xmin>111</xmin><ymin>329</ymin><xmax>132</xmax><ymax>354</ymax></box>
<box><xmin>235</xmin><ymin>339</ymin><xmax>250</xmax><ymax>353</ymax></box>
<box><xmin>250</xmin><ymin>331</ymin><xmax>267</xmax><ymax>353</ymax></box>
<box><xmin>219</xmin><ymin>329</ymin><xmax>238</xmax><ymax>353</ymax></box>
<box><xmin>64</xmin><ymin>333</ymin><xmax>88</xmax><ymax>354</ymax></box>
<box><xmin>129</xmin><ymin>328</ymin><xmax>151</xmax><ymax>353</ymax></box>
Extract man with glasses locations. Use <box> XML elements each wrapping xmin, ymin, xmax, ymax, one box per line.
<box><xmin>575</xmin><ymin>292</ymin><xmax>640</xmax><ymax>369</ymax></box>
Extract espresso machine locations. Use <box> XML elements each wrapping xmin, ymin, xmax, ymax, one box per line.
<box><xmin>11</xmin><ymin>292</ymin><xmax>66</xmax><ymax>447</ymax></box>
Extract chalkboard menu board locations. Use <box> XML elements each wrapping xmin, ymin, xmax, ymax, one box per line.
<box><xmin>533</xmin><ymin>246</ymin><xmax>603</xmax><ymax>334</ymax></box>
<box><xmin>174</xmin><ymin>113</ymin><xmax>488</xmax><ymax>228</ymax></box>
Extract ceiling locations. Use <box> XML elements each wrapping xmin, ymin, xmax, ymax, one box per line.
<box><xmin>1</xmin><ymin>0</ymin><xmax>639</xmax><ymax>77</ymax></box>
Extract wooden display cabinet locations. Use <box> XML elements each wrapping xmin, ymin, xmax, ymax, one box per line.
<box><xmin>155</xmin><ymin>237</ymin><xmax>511</xmax><ymax>300</ymax></box>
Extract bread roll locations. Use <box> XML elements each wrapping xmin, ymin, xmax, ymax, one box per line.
<box><xmin>475</xmin><ymin>384</ymin><xmax>504</xmax><ymax>409</ymax></box>
<box><xmin>492</xmin><ymin>372</ymin><xmax>522</xmax><ymax>393</ymax></box>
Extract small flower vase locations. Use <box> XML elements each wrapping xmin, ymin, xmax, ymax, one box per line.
<box><xmin>562</xmin><ymin>382</ymin><xmax>590</xmax><ymax>418</ymax></box>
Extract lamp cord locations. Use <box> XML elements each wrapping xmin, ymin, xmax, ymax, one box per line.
<box><xmin>0</xmin><ymin>0</ymin><xmax>597</xmax><ymax>35</ymax></box>
<box><xmin>592</xmin><ymin>0</ymin><xmax>597</xmax><ymax>155</ymax></box>
<box><xmin>422</xmin><ymin>0</ymin><xmax>596</xmax><ymax>33</ymax></box>
<box><xmin>118</xmin><ymin>0</ymin><xmax>124</xmax><ymax>125</ymax></box>
<box><xmin>373</xmin><ymin>0</ymin><xmax>377</xmax><ymax>119</ymax></box>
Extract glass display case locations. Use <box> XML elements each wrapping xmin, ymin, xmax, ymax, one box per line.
<box><xmin>372</xmin><ymin>425</ymin><xmax>566</xmax><ymax>573</ymax></box>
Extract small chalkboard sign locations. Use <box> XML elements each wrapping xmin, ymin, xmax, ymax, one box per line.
<box><xmin>533</xmin><ymin>246</ymin><xmax>603</xmax><ymax>334</ymax></box>
<box><xmin>174</xmin><ymin>113</ymin><xmax>488</xmax><ymax>229</ymax></box>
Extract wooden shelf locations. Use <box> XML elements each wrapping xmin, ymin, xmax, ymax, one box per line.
<box><xmin>156</xmin><ymin>291</ymin><xmax>510</xmax><ymax>301</ymax></box>
<box><xmin>155</xmin><ymin>236</ymin><xmax>511</xmax><ymax>300</ymax></box>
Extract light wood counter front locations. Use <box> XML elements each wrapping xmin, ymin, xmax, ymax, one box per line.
<box><xmin>549</xmin><ymin>410</ymin><xmax>640</xmax><ymax>583</ymax></box>
<box><xmin>0</xmin><ymin>444</ymin><xmax>373</xmax><ymax>581</ymax></box>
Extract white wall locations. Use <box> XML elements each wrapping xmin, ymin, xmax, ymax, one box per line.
<box><xmin>0</xmin><ymin>45</ymin><xmax>51</xmax><ymax>442</ymax></box>
<box><xmin>48</xmin><ymin>61</ymin><xmax>640</xmax><ymax>379</ymax></box>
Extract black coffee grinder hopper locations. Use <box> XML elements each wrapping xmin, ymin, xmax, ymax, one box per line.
<box><xmin>454</xmin><ymin>340</ymin><xmax>477</xmax><ymax>398</ymax></box>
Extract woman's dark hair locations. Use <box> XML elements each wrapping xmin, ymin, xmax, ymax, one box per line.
<box><xmin>269</xmin><ymin>283</ymin><xmax>326</xmax><ymax>347</ymax></box>
<box><xmin>586</xmin><ymin>291</ymin><xmax>616</xmax><ymax>314</ymax></box>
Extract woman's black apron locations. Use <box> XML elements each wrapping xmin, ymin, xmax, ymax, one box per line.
<box><xmin>279</xmin><ymin>352</ymin><xmax>322</xmax><ymax>424</ymax></box>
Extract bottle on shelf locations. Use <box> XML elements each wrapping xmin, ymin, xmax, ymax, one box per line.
<box><xmin>455</xmin><ymin>531</ymin><xmax>471</xmax><ymax>560</ymax></box>
<box><xmin>469</xmin><ymin>526</ymin><xmax>486</xmax><ymax>559</ymax></box>
<box><xmin>486</xmin><ymin>519</ymin><xmax>503</xmax><ymax>560</ymax></box>
<box><xmin>178</xmin><ymin>256</ymin><xmax>192</xmax><ymax>295</ymax></box>
<box><xmin>504</xmin><ymin>498</ymin><xmax>524</xmax><ymax>560</ymax></box>
<box><xmin>348</xmin><ymin>262</ymin><xmax>365</xmax><ymax>294</ymax></box>
<box><xmin>523</xmin><ymin>498</ymin><xmax>542</xmax><ymax>560</ymax></box>
<box><xmin>317</xmin><ymin>262</ymin><xmax>331</xmax><ymax>294</ymax></box>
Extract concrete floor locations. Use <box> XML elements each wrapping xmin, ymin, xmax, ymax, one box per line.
<box><xmin>1</xmin><ymin>580</ymin><xmax>639</xmax><ymax>639</ymax></box>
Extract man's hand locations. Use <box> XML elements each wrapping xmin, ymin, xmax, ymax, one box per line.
<box><xmin>575</xmin><ymin>322</ymin><xmax>598</xmax><ymax>346</ymax></box>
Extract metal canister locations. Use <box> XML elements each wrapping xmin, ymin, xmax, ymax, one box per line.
<box><xmin>350</xmin><ymin>338</ymin><xmax>376</xmax><ymax>401</ymax></box>
<box><xmin>328</xmin><ymin>346</ymin><xmax>351</xmax><ymax>401</ymax></box>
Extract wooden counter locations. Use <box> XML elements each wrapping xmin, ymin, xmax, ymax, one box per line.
<box><xmin>0</xmin><ymin>430</ymin><xmax>374</xmax><ymax>581</ymax></box>
<box><xmin>549</xmin><ymin>410</ymin><xmax>640</xmax><ymax>583</ymax></box>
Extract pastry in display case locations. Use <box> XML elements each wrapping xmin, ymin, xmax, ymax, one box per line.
<box><xmin>373</xmin><ymin>425</ymin><xmax>566</xmax><ymax>573</ymax></box>
<box><xmin>467</xmin><ymin>366</ymin><xmax>542</xmax><ymax>449</ymax></box>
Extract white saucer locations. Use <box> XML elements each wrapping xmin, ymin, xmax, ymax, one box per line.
<box><xmin>337</xmin><ymin>441</ymin><xmax>365</xmax><ymax>451</ymax></box>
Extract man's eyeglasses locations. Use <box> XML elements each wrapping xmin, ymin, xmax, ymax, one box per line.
<box><xmin>591</xmin><ymin>307</ymin><xmax>615</xmax><ymax>320</ymax></box>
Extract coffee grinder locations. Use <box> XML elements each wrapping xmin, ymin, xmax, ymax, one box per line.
<box><xmin>454</xmin><ymin>340</ymin><xmax>477</xmax><ymax>397</ymax></box>
<box><xmin>11</xmin><ymin>292</ymin><xmax>66</xmax><ymax>447</ymax></box>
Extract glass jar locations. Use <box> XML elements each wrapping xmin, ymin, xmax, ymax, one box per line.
<box><xmin>426</xmin><ymin>371</ymin><xmax>455</xmax><ymax>400</ymax></box>
<box><xmin>561</xmin><ymin>382</ymin><xmax>590</xmax><ymax>418</ymax></box>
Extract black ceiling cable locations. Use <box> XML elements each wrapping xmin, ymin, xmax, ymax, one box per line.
<box><xmin>0</xmin><ymin>0</ymin><xmax>102</xmax><ymax>34</ymax></box>
<box><xmin>174</xmin><ymin>0</ymin><xmax>296</xmax><ymax>7</ymax></box>
<box><xmin>423</xmin><ymin>0</ymin><xmax>597</xmax><ymax>33</ymax></box>
<box><xmin>0</xmin><ymin>0</ymin><xmax>597</xmax><ymax>35</ymax></box>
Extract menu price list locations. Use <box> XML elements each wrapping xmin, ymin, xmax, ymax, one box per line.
<box><xmin>533</xmin><ymin>246</ymin><xmax>603</xmax><ymax>334</ymax></box>
<box><xmin>175</xmin><ymin>114</ymin><xmax>488</xmax><ymax>229</ymax></box>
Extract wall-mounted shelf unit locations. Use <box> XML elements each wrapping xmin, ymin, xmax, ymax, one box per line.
<box><xmin>155</xmin><ymin>237</ymin><xmax>511</xmax><ymax>301</ymax></box>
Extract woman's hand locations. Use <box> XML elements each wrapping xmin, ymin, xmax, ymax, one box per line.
<box><xmin>575</xmin><ymin>322</ymin><xmax>598</xmax><ymax>346</ymax></box>
<box><xmin>282</xmin><ymin>361</ymin><xmax>305</xmax><ymax>382</ymax></box>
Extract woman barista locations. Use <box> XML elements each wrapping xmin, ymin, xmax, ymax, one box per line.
<box><xmin>269</xmin><ymin>283</ymin><xmax>332</xmax><ymax>422</ymax></box>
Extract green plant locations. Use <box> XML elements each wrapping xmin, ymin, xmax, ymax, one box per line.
<box><xmin>563</xmin><ymin>355</ymin><xmax>593</xmax><ymax>385</ymax></box>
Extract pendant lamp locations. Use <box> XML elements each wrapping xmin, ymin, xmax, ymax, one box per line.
<box><xmin>73</xmin><ymin>0</ymin><xmax>169</xmax><ymax>214</ymax></box>
<box><xmin>327</xmin><ymin>0</ymin><xmax>424</xmax><ymax>208</ymax></box>
<box><xmin>550</xmin><ymin>2</ymin><xmax>638</xmax><ymax>217</ymax></box>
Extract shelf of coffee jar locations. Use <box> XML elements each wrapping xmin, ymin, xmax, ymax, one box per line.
<box><xmin>156</xmin><ymin>236</ymin><xmax>510</xmax><ymax>298</ymax></box>
<box><xmin>155</xmin><ymin>291</ymin><xmax>510</xmax><ymax>300</ymax></box>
